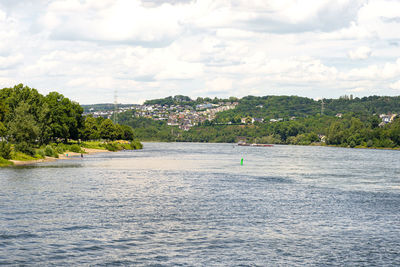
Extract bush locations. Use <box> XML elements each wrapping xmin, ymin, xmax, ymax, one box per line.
<box><xmin>15</xmin><ymin>141</ymin><xmax>35</xmax><ymax>156</ymax></box>
<box><xmin>0</xmin><ymin>157</ymin><xmax>13</xmax><ymax>167</ymax></box>
<box><xmin>0</xmin><ymin>141</ymin><xmax>12</xmax><ymax>159</ymax></box>
<box><xmin>104</xmin><ymin>142</ymin><xmax>119</xmax><ymax>151</ymax></box>
<box><xmin>130</xmin><ymin>140</ymin><xmax>143</xmax><ymax>149</ymax></box>
<box><xmin>36</xmin><ymin>148</ymin><xmax>46</xmax><ymax>158</ymax></box>
<box><xmin>55</xmin><ymin>143</ymin><xmax>66</xmax><ymax>154</ymax></box>
<box><xmin>44</xmin><ymin>145</ymin><xmax>59</xmax><ymax>157</ymax></box>
<box><xmin>69</xmin><ymin>144</ymin><xmax>82</xmax><ymax>153</ymax></box>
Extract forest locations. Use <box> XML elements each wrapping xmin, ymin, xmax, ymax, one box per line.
<box><xmin>118</xmin><ymin>95</ymin><xmax>400</xmax><ymax>149</ymax></box>
<box><xmin>0</xmin><ymin>84</ymin><xmax>141</xmax><ymax>166</ymax></box>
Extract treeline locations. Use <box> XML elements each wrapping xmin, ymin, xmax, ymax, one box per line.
<box><xmin>180</xmin><ymin>114</ymin><xmax>400</xmax><ymax>148</ymax></box>
<box><xmin>81</xmin><ymin>103</ymin><xmax>134</xmax><ymax>113</ymax></box>
<box><xmin>117</xmin><ymin>111</ymin><xmax>177</xmax><ymax>141</ymax></box>
<box><xmin>0</xmin><ymin>84</ymin><xmax>140</xmax><ymax>158</ymax></box>
<box><xmin>117</xmin><ymin>109</ymin><xmax>400</xmax><ymax>149</ymax></box>
<box><xmin>144</xmin><ymin>95</ymin><xmax>238</xmax><ymax>108</ymax></box>
<box><xmin>215</xmin><ymin>95</ymin><xmax>400</xmax><ymax>122</ymax></box>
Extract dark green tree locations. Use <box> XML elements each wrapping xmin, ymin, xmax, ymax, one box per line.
<box><xmin>99</xmin><ymin>119</ymin><xmax>117</xmax><ymax>140</ymax></box>
<box><xmin>7</xmin><ymin>102</ymin><xmax>40</xmax><ymax>154</ymax></box>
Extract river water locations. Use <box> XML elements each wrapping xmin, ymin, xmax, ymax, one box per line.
<box><xmin>1</xmin><ymin>143</ymin><xmax>399</xmax><ymax>266</ymax></box>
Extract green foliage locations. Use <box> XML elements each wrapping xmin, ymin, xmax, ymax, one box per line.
<box><xmin>0</xmin><ymin>141</ymin><xmax>11</xmax><ymax>159</ymax></box>
<box><xmin>0</xmin><ymin>157</ymin><xmax>13</xmax><ymax>167</ymax></box>
<box><xmin>11</xmin><ymin>151</ymin><xmax>36</xmax><ymax>161</ymax></box>
<box><xmin>45</xmin><ymin>91</ymin><xmax>83</xmax><ymax>142</ymax></box>
<box><xmin>102</xmin><ymin>140</ymin><xmax>143</xmax><ymax>151</ymax></box>
<box><xmin>15</xmin><ymin>141</ymin><xmax>35</xmax><ymax>156</ymax></box>
<box><xmin>55</xmin><ymin>143</ymin><xmax>66</xmax><ymax>154</ymax></box>
<box><xmin>130</xmin><ymin>140</ymin><xmax>143</xmax><ymax>149</ymax></box>
<box><xmin>121</xmin><ymin>125</ymin><xmax>134</xmax><ymax>140</ymax></box>
<box><xmin>43</xmin><ymin>145</ymin><xmax>59</xmax><ymax>158</ymax></box>
<box><xmin>82</xmin><ymin>116</ymin><xmax>100</xmax><ymax>140</ymax></box>
<box><xmin>7</xmin><ymin>102</ymin><xmax>40</xmax><ymax>146</ymax></box>
<box><xmin>69</xmin><ymin>144</ymin><xmax>82</xmax><ymax>153</ymax></box>
<box><xmin>0</xmin><ymin>121</ymin><xmax>6</xmax><ymax>137</ymax></box>
<box><xmin>0</xmin><ymin>84</ymin><xmax>143</xmax><ymax>167</ymax></box>
<box><xmin>36</xmin><ymin>148</ymin><xmax>46</xmax><ymax>158</ymax></box>
<box><xmin>104</xmin><ymin>142</ymin><xmax>119</xmax><ymax>151</ymax></box>
<box><xmin>117</xmin><ymin>112</ymin><xmax>179</xmax><ymax>141</ymax></box>
<box><xmin>81</xmin><ymin>141</ymin><xmax>105</xmax><ymax>150</ymax></box>
<box><xmin>99</xmin><ymin>119</ymin><xmax>117</xmax><ymax>140</ymax></box>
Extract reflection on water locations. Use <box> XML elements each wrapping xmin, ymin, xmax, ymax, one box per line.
<box><xmin>0</xmin><ymin>143</ymin><xmax>399</xmax><ymax>265</ymax></box>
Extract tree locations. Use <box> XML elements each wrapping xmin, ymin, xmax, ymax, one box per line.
<box><xmin>326</xmin><ymin>121</ymin><xmax>344</xmax><ymax>145</ymax></box>
<box><xmin>82</xmin><ymin>116</ymin><xmax>99</xmax><ymax>140</ymax></box>
<box><xmin>121</xmin><ymin>125</ymin><xmax>134</xmax><ymax>140</ymax></box>
<box><xmin>0</xmin><ymin>121</ymin><xmax>6</xmax><ymax>138</ymax></box>
<box><xmin>99</xmin><ymin>119</ymin><xmax>117</xmax><ymax>140</ymax></box>
<box><xmin>7</xmin><ymin>102</ymin><xmax>40</xmax><ymax>154</ymax></box>
<box><xmin>45</xmin><ymin>92</ymin><xmax>84</xmax><ymax>142</ymax></box>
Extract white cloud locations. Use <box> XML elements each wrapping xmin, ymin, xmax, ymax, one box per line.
<box><xmin>390</xmin><ymin>80</ymin><xmax>400</xmax><ymax>90</ymax></box>
<box><xmin>201</xmin><ymin>77</ymin><xmax>233</xmax><ymax>94</ymax></box>
<box><xmin>0</xmin><ymin>54</ymin><xmax>24</xmax><ymax>69</ymax></box>
<box><xmin>348</xmin><ymin>46</ymin><xmax>372</xmax><ymax>60</ymax></box>
<box><xmin>39</xmin><ymin>0</ymin><xmax>186</xmax><ymax>46</ymax></box>
<box><xmin>348</xmin><ymin>87</ymin><xmax>366</xmax><ymax>93</ymax></box>
<box><xmin>0</xmin><ymin>76</ymin><xmax>16</xmax><ymax>88</ymax></box>
<box><xmin>0</xmin><ymin>0</ymin><xmax>400</xmax><ymax>103</ymax></box>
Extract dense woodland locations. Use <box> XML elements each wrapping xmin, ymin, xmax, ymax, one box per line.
<box><xmin>0</xmin><ymin>84</ymin><xmax>140</xmax><ymax>163</ymax></box>
<box><xmin>214</xmin><ymin>95</ymin><xmax>400</xmax><ymax>122</ymax></box>
<box><xmin>118</xmin><ymin>95</ymin><xmax>400</xmax><ymax>149</ymax></box>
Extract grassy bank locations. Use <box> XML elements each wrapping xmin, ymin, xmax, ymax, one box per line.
<box><xmin>0</xmin><ymin>140</ymin><xmax>143</xmax><ymax>166</ymax></box>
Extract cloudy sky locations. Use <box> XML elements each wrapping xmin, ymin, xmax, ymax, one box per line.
<box><xmin>1</xmin><ymin>0</ymin><xmax>400</xmax><ymax>104</ymax></box>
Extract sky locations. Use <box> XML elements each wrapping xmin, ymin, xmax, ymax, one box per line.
<box><xmin>0</xmin><ymin>0</ymin><xmax>400</xmax><ymax>104</ymax></box>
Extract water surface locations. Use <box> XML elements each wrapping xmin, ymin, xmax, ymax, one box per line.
<box><xmin>1</xmin><ymin>143</ymin><xmax>399</xmax><ymax>266</ymax></box>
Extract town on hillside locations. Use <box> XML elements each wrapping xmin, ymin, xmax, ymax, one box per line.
<box><xmin>84</xmin><ymin>101</ymin><xmax>398</xmax><ymax>133</ymax></box>
<box><xmin>84</xmin><ymin>101</ymin><xmax>238</xmax><ymax>131</ymax></box>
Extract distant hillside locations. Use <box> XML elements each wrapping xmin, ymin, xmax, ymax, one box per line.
<box><xmin>144</xmin><ymin>95</ymin><xmax>237</xmax><ymax>107</ymax></box>
<box><xmin>81</xmin><ymin>103</ymin><xmax>136</xmax><ymax>113</ymax></box>
<box><xmin>215</xmin><ymin>95</ymin><xmax>400</xmax><ymax>122</ymax></box>
<box><xmin>83</xmin><ymin>94</ymin><xmax>400</xmax><ymax>120</ymax></box>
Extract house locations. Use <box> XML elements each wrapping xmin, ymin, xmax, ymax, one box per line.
<box><xmin>241</xmin><ymin>117</ymin><xmax>254</xmax><ymax>124</ymax></box>
<box><xmin>336</xmin><ymin>113</ymin><xmax>343</xmax><ymax>118</ymax></box>
<box><xmin>379</xmin><ymin>114</ymin><xmax>397</xmax><ymax>124</ymax></box>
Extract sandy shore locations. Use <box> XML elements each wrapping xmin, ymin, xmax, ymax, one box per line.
<box><xmin>10</xmin><ymin>148</ymin><xmax>111</xmax><ymax>166</ymax></box>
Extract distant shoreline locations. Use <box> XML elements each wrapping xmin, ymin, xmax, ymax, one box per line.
<box><xmin>140</xmin><ymin>140</ymin><xmax>400</xmax><ymax>151</ymax></box>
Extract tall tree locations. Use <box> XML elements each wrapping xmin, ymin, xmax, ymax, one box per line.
<box><xmin>99</xmin><ymin>119</ymin><xmax>117</xmax><ymax>140</ymax></box>
<box><xmin>7</xmin><ymin>102</ymin><xmax>40</xmax><ymax>154</ymax></box>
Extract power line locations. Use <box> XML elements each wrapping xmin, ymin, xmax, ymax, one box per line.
<box><xmin>113</xmin><ymin>90</ymin><xmax>118</xmax><ymax>124</ymax></box>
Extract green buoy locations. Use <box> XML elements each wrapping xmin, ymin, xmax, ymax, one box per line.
<box><xmin>241</xmin><ymin>158</ymin><xmax>244</xmax><ymax>165</ymax></box>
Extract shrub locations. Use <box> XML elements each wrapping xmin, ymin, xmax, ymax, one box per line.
<box><xmin>130</xmin><ymin>140</ymin><xmax>143</xmax><ymax>150</ymax></box>
<box><xmin>36</xmin><ymin>148</ymin><xmax>46</xmax><ymax>158</ymax></box>
<box><xmin>69</xmin><ymin>144</ymin><xmax>82</xmax><ymax>153</ymax></box>
<box><xmin>44</xmin><ymin>145</ymin><xmax>58</xmax><ymax>157</ymax></box>
<box><xmin>55</xmin><ymin>143</ymin><xmax>66</xmax><ymax>154</ymax></box>
<box><xmin>0</xmin><ymin>157</ymin><xmax>13</xmax><ymax>167</ymax></box>
<box><xmin>0</xmin><ymin>141</ymin><xmax>12</xmax><ymax>159</ymax></box>
<box><xmin>15</xmin><ymin>141</ymin><xmax>35</xmax><ymax>156</ymax></box>
<box><xmin>104</xmin><ymin>142</ymin><xmax>119</xmax><ymax>151</ymax></box>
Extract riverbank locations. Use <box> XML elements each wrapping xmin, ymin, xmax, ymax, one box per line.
<box><xmin>0</xmin><ymin>140</ymin><xmax>143</xmax><ymax>167</ymax></box>
<box><xmin>9</xmin><ymin>148</ymin><xmax>112</xmax><ymax>166</ymax></box>
<box><xmin>140</xmin><ymin>139</ymin><xmax>400</xmax><ymax>151</ymax></box>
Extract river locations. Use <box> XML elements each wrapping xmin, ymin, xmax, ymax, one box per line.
<box><xmin>1</xmin><ymin>143</ymin><xmax>399</xmax><ymax>266</ymax></box>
